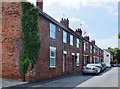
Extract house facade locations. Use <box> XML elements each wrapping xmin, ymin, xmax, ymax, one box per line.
<box><xmin>103</xmin><ymin>49</ymin><xmax>111</xmax><ymax>67</ymax></box>
<box><xmin>0</xmin><ymin>0</ymin><xmax>104</xmax><ymax>82</ymax></box>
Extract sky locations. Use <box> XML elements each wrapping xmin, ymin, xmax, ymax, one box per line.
<box><xmin>29</xmin><ymin>0</ymin><xmax>118</xmax><ymax>49</ymax></box>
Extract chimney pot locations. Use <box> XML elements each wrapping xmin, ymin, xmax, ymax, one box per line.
<box><xmin>91</xmin><ymin>40</ymin><xmax>95</xmax><ymax>45</ymax></box>
<box><xmin>75</xmin><ymin>28</ymin><xmax>82</xmax><ymax>36</ymax></box>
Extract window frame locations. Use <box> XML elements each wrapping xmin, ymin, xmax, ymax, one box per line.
<box><xmin>76</xmin><ymin>38</ymin><xmax>79</xmax><ymax>48</ymax></box>
<box><xmin>98</xmin><ymin>48</ymin><xmax>99</xmax><ymax>55</ymax></box>
<box><xmin>84</xmin><ymin>42</ymin><xmax>86</xmax><ymax>51</ymax></box>
<box><xmin>76</xmin><ymin>53</ymin><xmax>80</xmax><ymax>66</ymax></box>
<box><xmin>50</xmin><ymin>46</ymin><xmax>56</xmax><ymax>68</ymax></box>
<box><xmin>90</xmin><ymin>45</ymin><xmax>92</xmax><ymax>53</ymax></box>
<box><xmin>50</xmin><ymin>23</ymin><xmax>56</xmax><ymax>39</ymax></box>
<box><xmin>63</xmin><ymin>30</ymin><xmax>67</xmax><ymax>43</ymax></box>
<box><xmin>94</xmin><ymin>47</ymin><xmax>96</xmax><ymax>53</ymax></box>
<box><xmin>70</xmin><ymin>34</ymin><xmax>73</xmax><ymax>46</ymax></box>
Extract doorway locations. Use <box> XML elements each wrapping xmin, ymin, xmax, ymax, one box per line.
<box><xmin>72</xmin><ymin>55</ymin><xmax>75</xmax><ymax>72</ymax></box>
<box><xmin>63</xmin><ymin>54</ymin><xmax>66</xmax><ymax>72</ymax></box>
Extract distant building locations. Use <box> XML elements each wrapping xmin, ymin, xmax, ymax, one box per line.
<box><xmin>103</xmin><ymin>50</ymin><xmax>111</xmax><ymax>67</ymax></box>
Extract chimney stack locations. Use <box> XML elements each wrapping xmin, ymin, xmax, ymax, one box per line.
<box><xmin>60</xmin><ymin>18</ymin><xmax>69</xmax><ymax>28</ymax></box>
<box><xmin>91</xmin><ymin>40</ymin><xmax>95</xmax><ymax>45</ymax></box>
<box><xmin>75</xmin><ymin>28</ymin><xmax>82</xmax><ymax>36</ymax></box>
<box><xmin>36</xmin><ymin>0</ymin><xmax>43</xmax><ymax>11</ymax></box>
<box><xmin>84</xmin><ymin>36</ymin><xmax>90</xmax><ymax>41</ymax></box>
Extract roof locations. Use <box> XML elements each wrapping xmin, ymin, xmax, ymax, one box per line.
<box><xmin>39</xmin><ymin>11</ymin><xmax>103</xmax><ymax>50</ymax></box>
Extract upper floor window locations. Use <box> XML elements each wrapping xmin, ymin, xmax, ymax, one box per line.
<box><xmin>50</xmin><ymin>46</ymin><xmax>56</xmax><ymax>68</ymax></box>
<box><xmin>50</xmin><ymin>23</ymin><xmax>56</xmax><ymax>39</ymax></box>
<box><xmin>63</xmin><ymin>30</ymin><xmax>67</xmax><ymax>43</ymax></box>
<box><xmin>76</xmin><ymin>38</ymin><xmax>79</xmax><ymax>48</ymax></box>
<box><xmin>90</xmin><ymin>45</ymin><xmax>92</xmax><ymax>53</ymax></box>
<box><xmin>84</xmin><ymin>42</ymin><xmax>86</xmax><ymax>51</ymax></box>
<box><xmin>70</xmin><ymin>35</ymin><xmax>73</xmax><ymax>46</ymax></box>
<box><xmin>100</xmin><ymin>50</ymin><xmax>101</xmax><ymax>55</ymax></box>
<box><xmin>98</xmin><ymin>48</ymin><xmax>99</xmax><ymax>55</ymax></box>
<box><xmin>94</xmin><ymin>47</ymin><xmax>96</xmax><ymax>53</ymax></box>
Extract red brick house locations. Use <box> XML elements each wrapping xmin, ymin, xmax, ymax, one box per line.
<box><xmin>0</xmin><ymin>0</ymin><xmax>104</xmax><ymax>82</ymax></box>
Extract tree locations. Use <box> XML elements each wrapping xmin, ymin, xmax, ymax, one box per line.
<box><xmin>20</xmin><ymin>1</ymin><xmax>40</xmax><ymax>82</ymax></box>
<box><xmin>107</xmin><ymin>47</ymin><xmax>120</xmax><ymax>64</ymax></box>
<box><xmin>113</xmin><ymin>59</ymin><xmax>118</xmax><ymax>64</ymax></box>
<box><xmin>115</xmin><ymin>50</ymin><xmax>120</xmax><ymax>63</ymax></box>
<box><xmin>118</xmin><ymin>32</ymin><xmax>120</xmax><ymax>38</ymax></box>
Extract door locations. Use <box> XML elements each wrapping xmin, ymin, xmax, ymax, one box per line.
<box><xmin>63</xmin><ymin>54</ymin><xmax>66</xmax><ymax>72</ymax></box>
<box><xmin>72</xmin><ymin>55</ymin><xmax>75</xmax><ymax>71</ymax></box>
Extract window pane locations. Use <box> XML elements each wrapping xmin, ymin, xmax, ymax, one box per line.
<box><xmin>70</xmin><ymin>35</ymin><xmax>73</xmax><ymax>45</ymax></box>
<box><xmin>50</xmin><ymin>23</ymin><xmax>55</xmax><ymax>39</ymax></box>
<box><xmin>50</xmin><ymin>23</ymin><xmax>55</xmax><ymax>32</ymax></box>
<box><xmin>63</xmin><ymin>37</ymin><xmax>66</xmax><ymax>43</ymax></box>
<box><xmin>84</xmin><ymin>42</ymin><xmax>86</xmax><ymax>51</ymax></box>
<box><xmin>51</xmin><ymin>51</ymin><xmax>55</xmax><ymax>57</ymax></box>
<box><xmin>90</xmin><ymin>45</ymin><xmax>92</xmax><ymax>53</ymax></box>
<box><xmin>50</xmin><ymin>58</ymin><xmax>55</xmax><ymax>67</ymax></box>
<box><xmin>76</xmin><ymin>53</ymin><xmax>79</xmax><ymax>66</ymax></box>
<box><xmin>77</xmin><ymin>38</ymin><xmax>79</xmax><ymax>48</ymax></box>
<box><xmin>63</xmin><ymin>31</ymin><xmax>67</xmax><ymax>43</ymax></box>
<box><xmin>50</xmin><ymin>31</ymin><xmax>55</xmax><ymax>39</ymax></box>
<box><xmin>50</xmin><ymin>47</ymin><xmax>56</xmax><ymax>68</ymax></box>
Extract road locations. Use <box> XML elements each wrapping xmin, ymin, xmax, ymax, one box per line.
<box><xmin>10</xmin><ymin>67</ymin><xmax>119</xmax><ymax>88</ymax></box>
<box><xmin>41</xmin><ymin>67</ymin><xmax>118</xmax><ymax>87</ymax></box>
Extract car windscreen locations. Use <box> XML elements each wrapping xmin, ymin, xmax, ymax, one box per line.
<box><xmin>86</xmin><ymin>64</ymin><xmax>95</xmax><ymax>67</ymax></box>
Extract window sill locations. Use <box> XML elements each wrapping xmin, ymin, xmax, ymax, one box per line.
<box><xmin>63</xmin><ymin>42</ymin><xmax>67</xmax><ymax>44</ymax></box>
<box><xmin>50</xmin><ymin>66</ymin><xmax>56</xmax><ymax>69</ymax></box>
<box><xmin>50</xmin><ymin>37</ymin><xmax>56</xmax><ymax>40</ymax></box>
<box><xmin>70</xmin><ymin>45</ymin><xmax>74</xmax><ymax>46</ymax></box>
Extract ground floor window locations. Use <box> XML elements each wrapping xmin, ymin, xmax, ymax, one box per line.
<box><xmin>84</xmin><ymin>56</ymin><xmax>86</xmax><ymax>66</ymax></box>
<box><xmin>76</xmin><ymin>53</ymin><xmax>80</xmax><ymax>66</ymax></box>
<box><xmin>50</xmin><ymin>46</ymin><xmax>56</xmax><ymax>68</ymax></box>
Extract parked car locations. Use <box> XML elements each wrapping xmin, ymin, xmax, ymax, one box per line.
<box><xmin>101</xmin><ymin>62</ymin><xmax>106</xmax><ymax>70</ymax></box>
<box><xmin>82</xmin><ymin>64</ymin><xmax>101</xmax><ymax>75</ymax></box>
<box><xmin>117</xmin><ymin>64</ymin><xmax>120</xmax><ymax>67</ymax></box>
<box><xmin>94</xmin><ymin>63</ymin><xmax>104</xmax><ymax>72</ymax></box>
<box><xmin>113</xmin><ymin>64</ymin><xmax>117</xmax><ymax>67</ymax></box>
<box><xmin>106</xmin><ymin>63</ymin><xmax>111</xmax><ymax>68</ymax></box>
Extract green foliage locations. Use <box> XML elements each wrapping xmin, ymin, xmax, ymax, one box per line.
<box><xmin>113</xmin><ymin>59</ymin><xmax>118</xmax><ymax>64</ymax></box>
<box><xmin>20</xmin><ymin>1</ymin><xmax>40</xmax><ymax>77</ymax></box>
<box><xmin>115</xmin><ymin>50</ymin><xmax>120</xmax><ymax>63</ymax></box>
<box><xmin>107</xmin><ymin>47</ymin><xmax>120</xmax><ymax>64</ymax></box>
<box><xmin>118</xmin><ymin>32</ymin><xmax>120</xmax><ymax>39</ymax></box>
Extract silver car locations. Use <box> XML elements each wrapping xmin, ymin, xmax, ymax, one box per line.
<box><xmin>82</xmin><ymin>64</ymin><xmax>101</xmax><ymax>74</ymax></box>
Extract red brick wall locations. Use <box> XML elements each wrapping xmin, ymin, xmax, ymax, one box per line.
<box><xmin>1</xmin><ymin>2</ymin><xmax>83</xmax><ymax>82</ymax></box>
<box><xmin>0</xmin><ymin>1</ymin><xmax>2</xmax><ymax>77</ymax></box>
<box><xmin>1</xmin><ymin>2</ymin><xmax>22</xmax><ymax>79</ymax></box>
<box><xmin>33</xmin><ymin>15</ymin><xmax>83</xmax><ymax>81</ymax></box>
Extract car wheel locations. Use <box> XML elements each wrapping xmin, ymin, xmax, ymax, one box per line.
<box><xmin>82</xmin><ymin>72</ymin><xmax>85</xmax><ymax>75</ymax></box>
<box><xmin>95</xmin><ymin>70</ymin><xmax>98</xmax><ymax>75</ymax></box>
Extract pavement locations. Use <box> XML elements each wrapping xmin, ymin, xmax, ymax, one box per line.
<box><xmin>0</xmin><ymin>78</ymin><xmax>27</xmax><ymax>89</ymax></box>
<box><xmin>77</xmin><ymin>67</ymin><xmax>118</xmax><ymax>87</ymax></box>
<box><xmin>1</xmin><ymin>67</ymin><xmax>119</xmax><ymax>89</ymax></box>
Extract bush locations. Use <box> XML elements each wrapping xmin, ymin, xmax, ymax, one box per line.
<box><xmin>20</xmin><ymin>1</ymin><xmax>40</xmax><ymax>81</ymax></box>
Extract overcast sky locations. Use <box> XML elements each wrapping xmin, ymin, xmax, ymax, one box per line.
<box><xmin>29</xmin><ymin>0</ymin><xmax>118</xmax><ymax>49</ymax></box>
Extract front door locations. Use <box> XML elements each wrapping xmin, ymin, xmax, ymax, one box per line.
<box><xmin>72</xmin><ymin>55</ymin><xmax>75</xmax><ymax>71</ymax></box>
<box><xmin>63</xmin><ymin>54</ymin><xmax>66</xmax><ymax>72</ymax></box>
